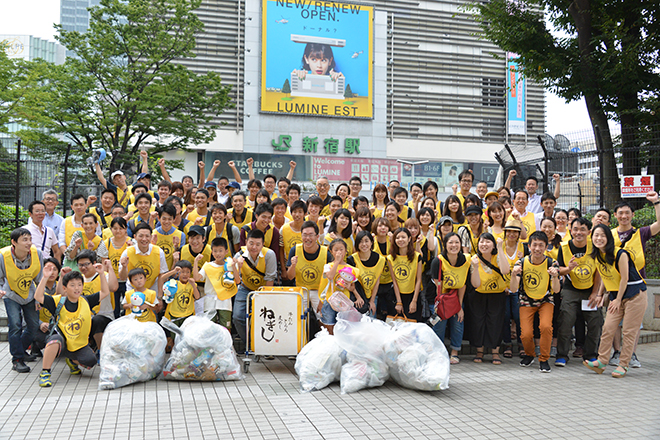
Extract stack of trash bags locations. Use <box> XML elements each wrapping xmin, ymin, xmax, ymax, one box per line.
<box><xmin>295</xmin><ymin>310</ymin><xmax>450</xmax><ymax>393</ymax></box>
<box><xmin>161</xmin><ymin>316</ymin><xmax>244</xmax><ymax>382</ymax></box>
<box><xmin>98</xmin><ymin>315</ymin><xmax>167</xmax><ymax>390</ymax></box>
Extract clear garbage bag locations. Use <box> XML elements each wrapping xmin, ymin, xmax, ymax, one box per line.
<box><xmin>294</xmin><ymin>328</ymin><xmax>343</xmax><ymax>392</ymax></box>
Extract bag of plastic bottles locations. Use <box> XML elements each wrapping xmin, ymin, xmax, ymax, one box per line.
<box><xmin>161</xmin><ymin>316</ymin><xmax>244</xmax><ymax>381</ymax></box>
<box><xmin>98</xmin><ymin>315</ymin><xmax>167</xmax><ymax>390</ymax></box>
<box><xmin>383</xmin><ymin>322</ymin><xmax>450</xmax><ymax>391</ymax></box>
<box><xmin>294</xmin><ymin>328</ymin><xmax>344</xmax><ymax>392</ymax></box>
<box><xmin>334</xmin><ymin>312</ymin><xmax>390</xmax><ymax>394</ymax></box>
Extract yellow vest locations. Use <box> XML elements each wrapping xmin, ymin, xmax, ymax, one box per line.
<box><xmin>115</xmin><ymin>185</ymin><xmax>133</xmax><ymax>208</ymax></box>
<box><xmin>294</xmin><ymin>244</ymin><xmax>327</xmax><ymax>290</ymax></box>
<box><xmin>504</xmin><ymin>241</ymin><xmax>525</xmax><ymax>282</ymax></box>
<box><xmin>387</xmin><ymin>252</ymin><xmax>420</xmax><ymax>294</ymax></box>
<box><xmin>81</xmin><ymin>233</ymin><xmax>102</xmax><ymax>252</ymax></box>
<box><xmin>229</xmin><ymin>208</ymin><xmax>254</xmax><ymax>230</ymax></box>
<box><xmin>127</xmin><ymin>245</ymin><xmax>162</xmax><ymax>288</ymax></box>
<box><xmin>164</xmin><ymin>280</ymin><xmax>196</xmax><ymax>319</ymax></box>
<box><xmin>545</xmin><ymin>245</ymin><xmax>559</xmax><ymax>261</ymax></box>
<box><xmin>207</xmin><ymin>222</ymin><xmax>232</xmax><ymax>244</ymax></box>
<box><xmin>1</xmin><ymin>246</ymin><xmax>41</xmax><ymax>299</ymax></box>
<box><xmin>476</xmin><ymin>254</ymin><xmax>508</xmax><ymax>294</ymax></box>
<box><xmin>240</xmin><ymin>247</ymin><xmax>268</xmax><ymax>291</ymax></box>
<box><xmin>561</xmin><ymin>241</ymin><xmax>596</xmax><ymax>290</ymax></box>
<box><xmin>438</xmin><ymin>254</ymin><xmax>471</xmax><ymax>293</ymax></box>
<box><xmin>202</xmin><ymin>260</ymin><xmax>238</xmax><ymax>301</ymax></box>
<box><xmin>374</xmin><ymin>239</ymin><xmax>392</xmax><ymax>284</ymax></box>
<box><xmin>510</xmin><ymin>211</ymin><xmax>536</xmax><ymax>243</ymax></box>
<box><xmin>613</xmin><ymin>228</ymin><xmax>645</xmax><ymax>273</ymax></box>
<box><xmin>452</xmin><ymin>220</ymin><xmax>468</xmax><ymax>233</ymax></box>
<box><xmin>54</xmin><ymin>294</ymin><xmax>92</xmax><ymax>352</ymax></box>
<box><xmin>521</xmin><ymin>256</ymin><xmax>552</xmax><ymax>300</ymax></box>
<box><xmin>280</xmin><ymin>223</ymin><xmax>302</xmax><ymax>259</ymax></box>
<box><xmin>64</xmin><ymin>216</ymin><xmax>84</xmax><ymax>248</ymax></box>
<box><xmin>126</xmin><ymin>289</ymin><xmax>157</xmax><ymax>322</ymax></box>
<box><xmin>317</xmin><ymin>263</ymin><xmax>359</xmax><ymax>301</ymax></box>
<box><xmin>153</xmin><ymin>227</ymin><xmax>184</xmax><ymax>270</ymax></box>
<box><xmin>89</xmin><ymin>207</ymin><xmax>113</xmax><ymax>229</ymax></box>
<box><xmin>186</xmin><ymin>208</ymin><xmax>209</xmax><ymax>226</ymax></box>
<box><xmin>82</xmin><ymin>273</ymin><xmax>111</xmax><ymax>313</ymax></box>
<box><xmin>102</xmin><ymin>228</ymin><xmax>113</xmax><ymax>241</ymax></box>
<box><xmin>243</xmin><ymin>223</ymin><xmax>275</xmax><ymax>249</ymax></box>
<box><xmin>105</xmin><ymin>237</ymin><xmax>129</xmax><ymax>278</ymax></box>
<box><xmin>351</xmin><ymin>252</ymin><xmax>386</xmax><ymax>299</ymax></box>
<box><xmin>180</xmin><ymin>244</ymin><xmax>212</xmax><ymax>270</ymax></box>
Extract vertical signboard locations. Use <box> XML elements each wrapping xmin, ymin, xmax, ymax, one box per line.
<box><xmin>507</xmin><ymin>52</ymin><xmax>526</xmax><ymax>136</ymax></box>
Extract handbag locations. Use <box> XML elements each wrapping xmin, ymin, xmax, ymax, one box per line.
<box><xmin>386</xmin><ymin>313</ymin><xmax>416</xmax><ymax>324</ymax></box>
<box><xmin>434</xmin><ymin>256</ymin><xmax>461</xmax><ymax>320</ymax></box>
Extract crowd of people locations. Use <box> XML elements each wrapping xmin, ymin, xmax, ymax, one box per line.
<box><xmin>0</xmin><ymin>153</ymin><xmax>656</xmax><ymax>387</ymax></box>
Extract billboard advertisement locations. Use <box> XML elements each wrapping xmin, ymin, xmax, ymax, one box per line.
<box><xmin>507</xmin><ymin>52</ymin><xmax>526</xmax><ymax>135</ymax></box>
<box><xmin>260</xmin><ymin>0</ymin><xmax>374</xmax><ymax>118</ymax></box>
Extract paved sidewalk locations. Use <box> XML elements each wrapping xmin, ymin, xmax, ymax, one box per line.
<box><xmin>0</xmin><ymin>341</ymin><xmax>659</xmax><ymax>440</ymax></box>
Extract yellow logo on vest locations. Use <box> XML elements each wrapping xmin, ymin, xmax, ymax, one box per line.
<box><xmin>574</xmin><ymin>264</ymin><xmax>592</xmax><ymax>281</ymax></box>
<box><xmin>16</xmin><ymin>274</ymin><xmax>33</xmax><ymax>291</ymax></box>
<box><xmin>301</xmin><ymin>266</ymin><xmax>320</xmax><ymax>284</ymax></box>
<box><xmin>63</xmin><ymin>318</ymin><xmax>84</xmax><ymax>338</ymax></box>
<box><xmin>524</xmin><ymin>272</ymin><xmax>541</xmax><ymax>288</ymax></box>
<box><xmin>392</xmin><ymin>262</ymin><xmax>410</xmax><ymax>281</ymax></box>
<box><xmin>362</xmin><ymin>274</ymin><xmax>375</xmax><ymax>288</ymax></box>
<box><xmin>137</xmin><ymin>262</ymin><xmax>154</xmax><ymax>280</ymax></box>
<box><xmin>443</xmin><ymin>273</ymin><xmax>458</xmax><ymax>288</ymax></box>
<box><xmin>176</xmin><ymin>293</ymin><xmax>191</xmax><ymax>308</ymax></box>
<box><xmin>247</xmin><ymin>275</ymin><xmax>262</xmax><ymax>287</ymax></box>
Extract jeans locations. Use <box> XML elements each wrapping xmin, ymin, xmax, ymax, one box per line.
<box><xmin>4</xmin><ymin>298</ymin><xmax>39</xmax><ymax>362</ymax></box>
<box><xmin>232</xmin><ymin>284</ymin><xmax>251</xmax><ymax>344</ymax></box>
<box><xmin>501</xmin><ymin>291</ymin><xmax>521</xmax><ymax>346</ymax></box>
<box><xmin>432</xmin><ymin>305</ymin><xmax>464</xmax><ymax>351</ymax></box>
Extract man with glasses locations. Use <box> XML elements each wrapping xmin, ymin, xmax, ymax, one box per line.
<box><xmin>456</xmin><ymin>170</ymin><xmax>475</xmax><ymax>208</ymax></box>
<box><xmin>315</xmin><ymin>176</ymin><xmax>332</xmax><ymax>216</ymax></box>
<box><xmin>349</xmin><ymin>176</ymin><xmax>363</xmax><ymax>199</ymax></box>
<box><xmin>388</xmin><ymin>180</ymin><xmax>400</xmax><ymax>200</ymax></box>
<box><xmin>42</xmin><ymin>189</ymin><xmax>63</xmax><ymax>238</ymax></box>
<box><xmin>24</xmin><ymin>201</ymin><xmax>61</xmax><ymax>260</ymax></box>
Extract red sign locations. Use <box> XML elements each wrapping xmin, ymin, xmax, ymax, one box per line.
<box><xmin>312</xmin><ymin>157</ymin><xmax>401</xmax><ymax>184</ymax></box>
<box><xmin>621</xmin><ymin>175</ymin><xmax>655</xmax><ymax>198</ymax></box>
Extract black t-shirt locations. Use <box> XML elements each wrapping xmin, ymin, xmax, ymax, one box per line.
<box><xmin>346</xmin><ymin>251</ymin><xmax>380</xmax><ymax>268</ymax></box>
<box><xmin>42</xmin><ymin>292</ymin><xmax>100</xmax><ymax>315</ymax></box>
<box><xmin>429</xmin><ymin>253</ymin><xmax>468</xmax><ymax>281</ymax></box>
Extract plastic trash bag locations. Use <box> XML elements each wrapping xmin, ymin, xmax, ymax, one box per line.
<box><xmin>334</xmin><ymin>312</ymin><xmax>391</xmax><ymax>394</ymax></box>
<box><xmin>294</xmin><ymin>328</ymin><xmax>343</xmax><ymax>392</ymax></box>
<box><xmin>98</xmin><ymin>315</ymin><xmax>167</xmax><ymax>390</ymax></box>
<box><xmin>161</xmin><ymin>316</ymin><xmax>244</xmax><ymax>381</ymax></box>
<box><xmin>383</xmin><ymin>322</ymin><xmax>450</xmax><ymax>391</ymax></box>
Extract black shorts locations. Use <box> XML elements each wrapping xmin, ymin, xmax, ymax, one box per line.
<box><xmin>91</xmin><ymin>315</ymin><xmax>113</xmax><ymax>335</ymax></box>
<box><xmin>46</xmin><ymin>332</ymin><xmax>97</xmax><ymax>369</ymax></box>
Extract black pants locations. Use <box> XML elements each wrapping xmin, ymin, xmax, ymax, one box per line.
<box><xmin>469</xmin><ymin>290</ymin><xmax>506</xmax><ymax>349</ymax></box>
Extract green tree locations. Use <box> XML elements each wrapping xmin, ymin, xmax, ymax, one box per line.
<box><xmin>21</xmin><ymin>0</ymin><xmax>232</xmax><ymax>172</ymax></box>
<box><xmin>468</xmin><ymin>0</ymin><xmax>660</xmax><ymax>208</ymax></box>
<box><xmin>0</xmin><ymin>49</ymin><xmax>47</xmax><ymax>134</ymax></box>
<box><xmin>344</xmin><ymin>84</ymin><xmax>353</xmax><ymax>99</ymax></box>
<box><xmin>281</xmin><ymin>78</ymin><xmax>291</xmax><ymax>95</ymax></box>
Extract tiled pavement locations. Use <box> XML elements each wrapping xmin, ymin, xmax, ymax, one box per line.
<box><xmin>0</xmin><ymin>341</ymin><xmax>659</xmax><ymax>440</ymax></box>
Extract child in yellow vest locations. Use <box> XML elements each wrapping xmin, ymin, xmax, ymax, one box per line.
<box><xmin>123</xmin><ymin>268</ymin><xmax>158</xmax><ymax>322</ymax></box>
<box><xmin>193</xmin><ymin>237</ymin><xmax>239</xmax><ymax>330</ymax></box>
<box><xmin>162</xmin><ymin>260</ymin><xmax>200</xmax><ymax>351</ymax></box>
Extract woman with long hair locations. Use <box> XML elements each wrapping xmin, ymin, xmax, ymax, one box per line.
<box><xmin>388</xmin><ymin>227</ymin><xmax>423</xmax><ymax>321</ymax></box>
<box><xmin>383</xmin><ymin>201</ymin><xmax>404</xmax><ymax>231</ymax></box>
<box><xmin>324</xmin><ymin>208</ymin><xmax>354</xmax><ymax>256</ymax></box>
<box><xmin>371</xmin><ymin>184</ymin><xmax>389</xmax><ymax>218</ymax></box>
<box><xmin>487</xmin><ymin>201</ymin><xmax>507</xmax><ymax>241</ymax></box>
<box><xmin>584</xmin><ymin>225</ymin><xmax>647</xmax><ymax>378</ymax></box>
<box><xmin>443</xmin><ymin>195</ymin><xmax>466</xmax><ymax>232</ymax></box>
<box><xmin>106</xmin><ymin>217</ymin><xmax>129</xmax><ymax>318</ymax></box>
<box><xmin>353</xmin><ymin>206</ymin><xmax>373</xmax><ymax>239</ymax></box>
<box><xmin>501</xmin><ymin>219</ymin><xmax>525</xmax><ymax>358</ymax></box>
<box><xmin>346</xmin><ymin>231</ymin><xmax>385</xmax><ymax>315</ymax></box>
<box><xmin>372</xmin><ymin>217</ymin><xmax>393</xmax><ymax>320</ymax></box>
<box><xmin>336</xmin><ymin>183</ymin><xmax>351</xmax><ymax>209</ymax></box>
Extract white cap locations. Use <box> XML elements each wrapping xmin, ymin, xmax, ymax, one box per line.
<box><xmin>110</xmin><ymin>170</ymin><xmax>124</xmax><ymax>180</ymax></box>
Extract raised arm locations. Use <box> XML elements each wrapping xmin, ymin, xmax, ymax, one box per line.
<box><xmin>158</xmin><ymin>158</ymin><xmax>172</xmax><ymax>183</ymax></box>
<box><xmin>95</xmin><ymin>163</ymin><xmax>108</xmax><ymax>188</ymax></box>
<box><xmin>140</xmin><ymin>150</ymin><xmax>149</xmax><ymax>174</ymax></box>
<box><xmin>227</xmin><ymin>160</ymin><xmax>242</xmax><ymax>184</ymax></box>
<box><xmin>286</xmin><ymin>160</ymin><xmax>297</xmax><ymax>181</ymax></box>
<box><xmin>206</xmin><ymin>160</ymin><xmax>221</xmax><ymax>183</ymax></box>
<box><xmin>246</xmin><ymin>157</ymin><xmax>255</xmax><ymax>181</ymax></box>
<box><xmin>197</xmin><ymin>161</ymin><xmax>206</xmax><ymax>189</ymax></box>
<box><xmin>504</xmin><ymin>169</ymin><xmax>516</xmax><ymax>190</ymax></box>
<box><xmin>646</xmin><ymin>191</ymin><xmax>660</xmax><ymax>236</ymax></box>
<box><xmin>553</xmin><ymin>174</ymin><xmax>561</xmax><ymax>200</ymax></box>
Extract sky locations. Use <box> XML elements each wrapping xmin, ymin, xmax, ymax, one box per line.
<box><xmin>0</xmin><ymin>0</ymin><xmax>593</xmax><ymax>136</ymax></box>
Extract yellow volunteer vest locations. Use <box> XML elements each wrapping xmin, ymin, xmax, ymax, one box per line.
<box><xmin>243</xmin><ymin>224</ymin><xmax>274</xmax><ymax>248</ymax></box>
<box><xmin>317</xmin><ymin>263</ymin><xmax>359</xmax><ymax>300</ymax></box>
<box><xmin>561</xmin><ymin>230</ymin><xmax>572</xmax><ymax>243</ymax></box>
<box><xmin>153</xmin><ymin>227</ymin><xmax>184</xmax><ymax>269</ymax></box>
<box><xmin>512</xmin><ymin>211</ymin><xmax>536</xmax><ymax>243</ymax></box>
<box><xmin>476</xmin><ymin>254</ymin><xmax>508</xmax><ymax>294</ymax></box>
<box><xmin>90</xmin><ymin>207</ymin><xmax>113</xmax><ymax>229</ymax></box>
<box><xmin>207</xmin><ymin>222</ymin><xmax>231</xmax><ymax>244</ymax></box>
<box><xmin>521</xmin><ymin>256</ymin><xmax>552</xmax><ymax>300</ymax></box>
<box><xmin>240</xmin><ymin>247</ymin><xmax>268</xmax><ymax>291</ymax></box>
<box><xmin>102</xmin><ymin>228</ymin><xmax>113</xmax><ymax>240</ymax></box>
<box><xmin>229</xmin><ymin>208</ymin><xmax>254</xmax><ymax>230</ymax></box>
<box><xmin>180</xmin><ymin>244</ymin><xmax>212</xmax><ymax>270</ymax></box>
<box><xmin>81</xmin><ymin>233</ymin><xmax>102</xmax><ymax>252</ymax></box>
<box><xmin>165</xmin><ymin>280</ymin><xmax>196</xmax><ymax>319</ymax></box>
<box><xmin>280</xmin><ymin>223</ymin><xmax>303</xmax><ymax>258</ymax></box>
<box><xmin>374</xmin><ymin>239</ymin><xmax>392</xmax><ymax>284</ymax></box>
<box><xmin>504</xmin><ymin>241</ymin><xmax>525</xmax><ymax>282</ymax></box>
<box><xmin>294</xmin><ymin>244</ymin><xmax>327</xmax><ymax>290</ymax></box>
<box><xmin>372</xmin><ymin>205</ymin><xmax>384</xmax><ymax>219</ymax></box>
<box><xmin>54</xmin><ymin>294</ymin><xmax>92</xmax><ymax>352</ymax></box>
<box><xmin>126</xmin><ymin>289</ymin><xmax>157</xmax><ymax>322</ymax></box>
<box><xmin>127</xmin><ymin>245</ymin><xmax>162</xmax><ymax>288</ymax></box>
<box><xmin>115</xmin><ymin>185</ymin><xmax>133</xmax><ymax>208</ymax></box>
<box><xmin>387</xmin><ymin>252</ymin><xmax>420</xmax><ymax>294</ymax></box>
<box><xmin>202</xmin><ymin>260</ymin><xmax>238</xmax><ymax>301</ymax></box>
<box><xmin>452</xmin><ymin>220</ymin><xmax>468</xmax><ymax>233</ymax></box>
<box><xmin>106</xmin><ymin>237</ymin><xmax>129</xmax><ymax>277</ymax></box>
<box><xmin>561</xmin><ymin>241</ymin><xmax>596</xmax><ymax>290</ymax></box>
<box><xmin>64</xmin><ymin>216</ymin><xmax>84</xmax><ymax>249</ymax></box>
<box><xmin>1</xmin><ymin>246</ymin><xmax>41</xmax><ymax>299</ymax></box>
<box><xmin>545</xmin><ymin>244</ymin><xmax>559</xmax><ymax>261</ymax></box>
<box><xmin>351</xmin><ymin>252</ymin><xmax>386</xmax><ymax>299</ymax></box>
<box><xmin>129</xmin><ymin>190</ymin><xmax>156</xmax><ymax>206</ymax></box>
<box><xmin>39</xmin><ymin>300</ymin><xmax>53</xmax><ymax>323</ymax></box>
<box><xmin>438</xmin><ymin>254</ymin><xmax>471</xmax><ymax>293</ymax></box>
<box><xmin>82</xmin><ymin>273</ymin><xmax>108</xmax><ymax>313</ymax></box>
<box><xmin>186</xmin><ymin>208</ymin><xmax>209</xmax><ymax>225</ymax></box>
<box><xmin>613</xmin><ymin>228</ymin><xmax>645</xmax><ymax>273</ymax></box>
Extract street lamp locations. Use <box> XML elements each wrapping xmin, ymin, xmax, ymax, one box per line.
<box><xmin>397</xmin><ymin>159</ymin><xmax>429</xmax><ymax>187</ymax></box>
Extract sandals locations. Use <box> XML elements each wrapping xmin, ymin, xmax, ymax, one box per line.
<box><xmin>611</xmin><ymin>366</ymin><xmax>628</xmax><ymax>378</ymax></box>
<box><xmin>473</xmin><ymin>351</ymin><xmax>484</xmax><ymax>363</ymax></box>
<box><xmin>492</xmin><ymin>354</ymin><xmax>502</xmax><ymax>365</ymax></box>
<box><xmin>583</xmin><ymin>359</ymin><xmax>606</xmax><ymax>374</ymax></box>
<box><xmin>503</xmin><ymin>345</ymin><xmax>513</xmax><ymax>359</ymax></box>
<box><xmin>450</xmin><ymin>355</ymin><xmax>460</xmax><ymax>365</ymax></box>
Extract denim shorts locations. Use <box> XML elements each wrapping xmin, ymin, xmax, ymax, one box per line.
<box><xmin>320</xmin><ymin>301</ymin><xmax>338</xmax><ymax>325</ymax></box>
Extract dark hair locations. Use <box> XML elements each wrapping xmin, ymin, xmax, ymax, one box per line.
<box><xmin>70</xmin><ymin>193</ymin><xmax>86</xmax><ymax>204</ymax></box>
<box><xmin>230</xmin><ymin>190</ymin><xmax>247</xmax><ymax>204</ymax></box>
<box><xmin>590</xmin><ymin>224</ymin><xmax>616</xmax><ymax>265</ymax></box>
<box><xmin>392</xmin><ymin>186</ymin><xmax>408</xmax><ymax>199</ymax></box>
<box><xmin>157</xmin><ymin>180</ymin><xmax>172</xmax><ymax>190</ymax></box>
<box><xmin>246</xmin><ymin>228</ymin><xmax>265</xmax><ymax>242</ymax></box>
<box><xmin>171</xmin><ymin>181</ymin><xmax>184</xmax><ymax>194</ymax></box>
<box><xmin>422</xmin><ymin>181</ymin><xmax>439</xmax><ymax>199</ymax></box>
<box><xmin>111</xmin><ymin>204</ymin><xmax>127</xmax><ymax>214</ymax></box>
<box><xmin>81</xmin><ymin>213</ymin><xmax>97</xmax><ymax>224</ymax></box>
<box><xmin>131</xmin><ymin>183</ymin><xmax>148</xmax><ymax>194</ymax></box>
<box><xmin>355</xmin><ymin>230</ymin><xmax>374</xmax><ymax>251</ymax></box>
<box><xmin>135</xmin><ymin>192</ymin><xmax>152</xmax><ymax>205</ymax></box>
<box><xmin>247</xmin><ymin>179</ymin><xmax>262</xmax><ymax>189</ymax></box>
<box><xmin>570</xmin><ymin>216</ymin><xmax>592</xmax><ymax>230</ymax></box>
<box><xmin>62</xmin><ymin>270</ymin><xmax>84</xmax><ymax>287</ymax></box>
<box><xmin>175</xmin><ymin>259</ymin><xmax>193</xmax><ymax>270</ymax></box>
<box><xmin>390</xmin><ymin>227</ymin><xmax>415</xmax><ymax>262</ymax></box>
<box><xmin>372</xmin><ymin>216</ymin><xmax>390</xmax><ymax>235</ymax></box>
<box><xmin>417</xmin><ymin>207</ymin><xmax>436</xmax><ymax>226</ymax></box>
<box><xmin>128</xmin><ymin>268</ymin><xmax>147</xmax><ymax>282</ymax></box>
<box><xmin>290</xmin><ymin>200</ymin><xmax>307</xmax><ymax>214</ymax></box>
<box><xmin>541</xmin><ymin>192</ymin><xmax>556</xmax><ymax>203</ymax></box>
<box><xmin>254</xmin><ymin>202</ymin><xmax>274</xmax><ymax>217</ymax></box>
<box><xmin>528</xmin><ymin>230</ymin><xmax>549</xmax><ymax>246</ymax></box>
<box><xmin>526</xmin><ymin>176</ymin><xmax>538</xmax><ymax>184</ymax></box>
<box><xmin>477</xmin><ymin>232</ymin><xmax>498</xmax><ymax>256</ymax></box>
<box><xmin>421</xmin><ymin>196</ymin><xmax>437</xmax><ymax>210</ymax></box>
<box><xmin>388</xmin><ymin>179</ymin><xmax>400</xmax><ymax>186</ymax></box>
<box><xmin>256</xmin><ymin>188</ymin><xmax>270</xmax><ymax>202</ymax></box>
<box><xmin>328</xmin><ymin>237</ymin><xmax>347</xmax><ymax>253</ymax></box>
<box><xmin>217</xmin><ymin>175</ymin><xmax>229</xmax><ymax>183</ymax></box>
<box><xmin>210</xmin><ymin>203</ymin><xmax>228</xmax><ymax>215</ymax></box>
<box><xmin>211</xmin><ymin>237</ymin><xmax>229</xmax><ymax>250</ymax></box>
<box><xmin>498</xmin><ymin>196</ymin><xmax>512</xmax><ymax>207</ymax></box>
<box><xmin>277</xmin><ymin>176</ymin><xmax>290</xmax><ymax>186</ymax></box>
<box><xmin>271</xmin><ymin>197</ymin><xmax>287</xmax><ymax>208</ymax></box>
<box><xmin>513</xmin><ymin>190</ymin><xmax>529</xmax><ymax>201</ymax></box>
<box><xmin>133</xmin><ymin>222</ymin><xmax>153</xmax><ymax>235</ymax></box>
<box><xmin>10</xmin><ymin>227</ymin><xmax>31</xmax><ymax>243</ymax></box>
<box><xmin>158</xmin><ymin>203</ymin><xmax>177</xmax><ymax>219</ymax></box>
<box><xmin>410</xmin><ymin>182</ymin><xmax>422</xmax><ymax>191</ymax></box>
<box><xmin>567</xmin><ymin>207</ymin><xmax>582</xmax><ymax>218</ymax></box>
<box><xmin>443</xmin><ymin>195</ymin><xmax>465</xmax><ymax>224</ymax></box>
<box><xmin>306</xmin><ymin>195</ymin><xmax>324</xmax><ymax>208</ymax></box>
<box><xmin>354</xmin><ymin>207</ymin><xmax>373</xmax><ymax>233</ymax></box>
<box><xmin>286</xmin><ymin>183</ymin><xmax>301</xmax><ymax>196</ymax></box>
<box><xmin>301</xmin><ymin>43</ymin><xmax>336</xmax><ymax>71</ymax></box>
<box><xmin>75</xmin><ymin>249</ymin><xmax>97</xmax><ymax>264</ymax></box>
<box><xmin>164</xmin><ymin>195</ymin><xmax>182</xmax><ymax>208</ymax></box>
<box><xmin>404</xmin><ymin>218</ymin><xmax>421</xmax><ymax>239</ymax></box>
<box><xmin>28</xmin><ymin>200</ymin><xmax>46</xmax><ymax>213</ymax></box>
<box><xmin>595</xmin><ymin>208</ymin><xmax>611</xmax><ymax>221</ymax></box>
<box><xmin>540</xmin><ymin>217</ymin><xmax>562</xmax><ymax>248</ymax></box>
<box><xmin>110</xmin><ymin>217</ymin><xmax>127</xmax><ymax>229</ymax></box>
<box><xmin>465</xmin><ymin>193</ymin><xmax>481</xmax><ymax>207</ymax></box>
<box><xmin>44</xmin><ymin>257</ymin><xmax>62</xmax><ymax>273</ymax></box>
<box><xmin>336</xmin><ymin>183</ymin><xmax>349</xmax><ymax>197</ymax></box>
<box><xmin>350</xmin><ymin>175</ymin><xmax>362</xmax><ymax>185</ymax></box>
<box><xmin>372</xmin><ymin>184</ymin><xmax>390</xmax><ymax>205</ymax></box>
<box><xmin>263</xmin><ymin>174</ymin><xmax>277</xmax><ymax>184</ymax></box>
<box><xmin>301</xmin><ymin>220</ymin><xmax>319</xmax><ymax>235</ymax></box>
<box><xmin>196</xmin><ymin>189</ymin><xmax>209</xmax><ymax>198</ymax></box>
<box><xmin>458</xmin><ymin>170</ymin><xmax>474</xmax><ymax>183</ymax></box>
<box><xmin>442</xmin><ymin>232</ymin><xmax>465</xmax><ymax>264</ymax></box>
<box><xmin>352</xmin><ymin>195</ymin><xmax>369</xmax><ymax>210</ymax></box>
<box><xmin>328</xmin><ymin>208</ymin><xmax>353</xmax><ymax>239</ymax></box>
<box><xmin>486</xmin><ymin>201</ymin><xmax>505</xmax><ymax>229</ymax></box>
<box><xmin>329</xmin><ymin>195</ymin><xmax>343</xmax><ymax>206</ymax></box>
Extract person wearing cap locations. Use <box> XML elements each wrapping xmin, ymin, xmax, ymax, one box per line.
<box><xmin>436</xmin><ymin>215</ymin><xmax>455</xmax><ymax>254</ymax></box>
<box><xmin>458</xmin><ymin>205</ymin><xmax>484</xmax><ymax>256</ymax></box>
<box><xmin>204</xmin><ymin>181</ymin><xmax>218</xmax><ymax>204</ymax></box>
<box><xmin>484</xmin><ymin>191</ymin><xmax>500</xmax><ymax>208</ymax></box>
<box><xmin>176</xmin><ymin>224</ymin><xmax>212</xmax><ymax>315</ymax></box>
<box><xmin>501</xmin><ymin>217</ymin><xmax>525</xmax><ymax>358</ymax></box>
<box><xmin>94</xmin><ymin>163</ymin><xmax>133</xmax><ymax>209</ymax></box>
<box><xmin>227</xmin><ymin>181</ymin><xmax>241</xmax><ymax>195</ymax></box>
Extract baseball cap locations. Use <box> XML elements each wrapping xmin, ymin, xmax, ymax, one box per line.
<box><xmin>485</xmin><ymin>191</ymin><xmax>500</xmax><ymax>200</ymax></box>
<box><xmin>110</xmin><ymin>170</ymin><xmax>124</xmax><ymax>180</ymax></box>
<box><xmin>188</xmin><ymin>225</ymin><xmax>205</xmax><ymax>237</ymax></box>
<box><xmin>438</xmin><ymin>215</ymin><xmax>453</xmax><ymax>226</ymax></box>
<box><xmin>204</xmin><ymin>181</ymin><xmax>217</xmax><ymax>189</ymax></box>
<box><xmin>464</xmin><ymin>205</ymin><xmax>483</xmax><ymax>216</ymax></box>
<box><xmin>228</xmin><ymin>182</ymin><xmax>241</xmax><ymax>189</ymax></box>
<box><xmin>137</xmin><ymin>172</ymin><xmax>152</xmax><ymax>180</ymax></box>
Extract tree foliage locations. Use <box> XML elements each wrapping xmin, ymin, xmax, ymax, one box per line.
<box><xmin>468</xmin><ymin>0</ymin><xmax>660</xmax><ymax>208</ymax></box>
<box><xmin>21</xmin><ymin>0</ymin><xmax>233</xmax><ymax>172</ymax></box>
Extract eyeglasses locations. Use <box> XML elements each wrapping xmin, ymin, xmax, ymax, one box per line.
<box><xmin>78</xmin><ymin>262</ymin><xmax>92</xmax><ymax>269</ymax></box>
<box><xmin>301</xmin><ymin>233</ymin><xmax>317</xmax><ymax>238</ymax></box>
<box><xmin>460</xmin><ymin>180</ymin><xmax>473</xmax><ymax>184</ymax></box>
